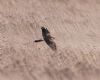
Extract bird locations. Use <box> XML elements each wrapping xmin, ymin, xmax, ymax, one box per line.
<box><xmin>34</xmin><ymin>27</ymin><xmax>57</xmax><ymax>51</ymax></box>
<box><xmin>41</xmin><ymin>27</ymin><xmax>54</xmax><ymax>41</ymax></box>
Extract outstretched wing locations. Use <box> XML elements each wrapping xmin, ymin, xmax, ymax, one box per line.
<box><xmin>34</xmin><ymin>39</ymin><xmax>44</xmax><ymax>42</ymax></box>
<box><xmin>48</xmin><ymin>40</ymin><xmax>57</xmax><ymax>51</ymax></box>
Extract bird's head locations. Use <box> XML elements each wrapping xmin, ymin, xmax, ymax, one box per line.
<box><xmin>41</xmin><ymin>27</ymin><xmax>45</xmax><ymax>30</ymax></box>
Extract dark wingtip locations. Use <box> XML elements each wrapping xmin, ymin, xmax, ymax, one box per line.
<box><xmin>34</xmin><ymin>39</ymin><xmax>44</xmax><ymax>42</ymax></box>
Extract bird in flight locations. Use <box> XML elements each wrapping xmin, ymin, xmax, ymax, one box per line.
<box><xmin>34</xmin><ymin>27</ymin><xmax>57</xmax><ymax>51</ymax></box>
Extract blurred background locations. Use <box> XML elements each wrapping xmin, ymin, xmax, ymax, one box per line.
<box><xmin>0</xmin><ymin>0</ymin><xmax>100</xmax><ymax>80</ymax></box>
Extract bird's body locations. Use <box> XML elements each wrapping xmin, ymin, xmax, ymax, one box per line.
<box><xmin>41</xmin><ymin>27</ymin><xmax>52</xmax><ymax>40</ymax></box>
<box><xmin>41</xmin><ymin>27</ymin><xmax>57</xmax><ymax>51</ymax></box>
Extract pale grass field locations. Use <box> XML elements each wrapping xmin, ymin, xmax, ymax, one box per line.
<box><xmin>0</xmin><ymin>0</ymin><xmax>100</xmax><ymax>80</ymax></box>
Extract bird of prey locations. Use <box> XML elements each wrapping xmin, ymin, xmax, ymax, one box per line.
<box><xmin>34</xmin><ymin>27</ymin><xmax>57</xmax><ymax>51</ymax></box>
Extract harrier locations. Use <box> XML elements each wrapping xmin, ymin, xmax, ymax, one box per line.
<box><xmin>34</xmin><ymin>27</ymin><xmax>57</xmax><ymax>51</ymax></box>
